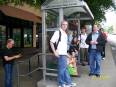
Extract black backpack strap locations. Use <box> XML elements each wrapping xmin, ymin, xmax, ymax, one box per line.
<box><xmin>79</xmin><ymin>34</ymin><xmax>81</xmax><ymax>43</ymax></box>
<box><xmin>56</xmin><ymin>30</ymin><xmax>61</xmax><ymax>49</ymax></box>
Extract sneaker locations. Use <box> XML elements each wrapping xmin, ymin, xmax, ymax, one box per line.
<box><xmin>65</xmin><ymin>83</ymin><xmax>76</xmax><ymax>87</ymax></box>
<box><xmin>58</xmin><ymin>84</ymin><xmax>66</xmax><ymax>87</ymax></box>
<box><xmin>58</xmin><ymin>86</ymin><xmax>62</xmax><ymax>87</ymax></box>
<box><xmin>95</xmin><ymin>74</ymin><xmax>100</xmax><ymax>77</ymax></box>
<box><xmin>71</xmin><ymin>83</ymin><xmax>76</xmax><ymax>87</ymax></box>
<box><xmin>102</xmin><ymin>58</ymin><xmax>105</xmax><ymax>60</ymax></box>
<box><xmin>82</xmin><ymin>63</ymin><xmax>86</xmax><ymax>66</ymax></box>
<box><xmin>65</xmin><ymin>85</ymin><xmax>70</xmax><ymax>87</ymax></box>
<box><xmin>89</xmin><ymin>73</ymin><xmax>94</xmax><ymax>76</ymax></box>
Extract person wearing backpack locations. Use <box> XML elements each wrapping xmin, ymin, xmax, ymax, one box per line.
<box><xmin>50</xmin><ymin>20</ymin><xmax>76</xmax><ymax>87</ymax></box>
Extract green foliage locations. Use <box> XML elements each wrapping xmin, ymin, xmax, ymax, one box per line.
<box><xmin>22</xmin><ymin>0</ymin><xmax>41</xmax><ymax>8</ymax></box>
<box><xmin>85</xmin><ymin>0</ymin><xmax>116</xmax><ymax>22</ymax></box>
<box><xmin>105</xmin><ymin>26</ymin><xmax>113</xmax><ymax>34</ymax></box>
<box><xmin>0</xmin><ymin>0</ymin><xmax>7</xmax><ymax>5</ymax></box>
<box><xmin>0</xmin><ymin>0</ymin><xmax>44</xmax><ymax>8</ymax></box>
<box><xmin>0</xmin><ymin>0</ymin><xmax>115</xmax><ymax>23</ymax></box>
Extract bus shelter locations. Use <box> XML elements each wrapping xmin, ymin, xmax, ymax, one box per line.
<box><xmin>41</xmin><ymin>0</ymin><xmax>94</xmax><ymax>85</ymax></box>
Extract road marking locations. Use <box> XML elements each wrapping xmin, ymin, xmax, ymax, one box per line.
<box><xmin>92</xmin><ymin>74</ymin><xmax>110</xmax><ymax>80</ymax></box>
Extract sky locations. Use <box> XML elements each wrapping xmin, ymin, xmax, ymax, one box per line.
<box><xmin>103</xmin><ymin>0</ymin><xmax>116</xmax><ymax>27</ymax></box>
<box><xmin>104</xmin><ymin>10</ymin><xmax>116</xmax><ymax>26</ymax></box>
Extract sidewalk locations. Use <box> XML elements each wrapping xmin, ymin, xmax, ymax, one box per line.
<box><xmin>0</xmin><ymin>44</ymin><xmax>116</xmax><ymax>87</ymax></box>
<box><xmin>37</xmin><ymin>44</ymin><xmax>116</xmax><ymax>87</ymax></box>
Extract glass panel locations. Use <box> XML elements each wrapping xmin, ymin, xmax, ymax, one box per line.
<box><xmin>36</xmin><ymin>24</ymin><xmax>42</xmax><ymax>50</ymax></box>
<box><xmin>24</xmin><ymin>28</ymin><xmax>32</xmax><ymax>47</ymax></box>
<box><xmin>13</xmin><ymin>28</ymin><xmax>21</xmax><ymax>47</ymax></box>
<box><xmin>46</xmin><ymin>31</ymin><xmax>55</xmax><ymax>53</ymax></box>
<box><xmin>0</xmin><ymin>25</ymin><xmax>6</xmax><ymax>48</ymax></box>
<box><xmin>45</xmin><ymin>9</ymin><xmax>59</xmax><ymax>29</ymax></box>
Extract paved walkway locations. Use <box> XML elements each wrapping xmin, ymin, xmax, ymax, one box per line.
<box><xmin>0</xmin><ymin>44</ymin><xmax>116</xmax><ymax>87</ymax></box>
<box><xmin>37</xmin><ymin>44</ymin><xmax>116</xmax><ymax>87</ymax></box>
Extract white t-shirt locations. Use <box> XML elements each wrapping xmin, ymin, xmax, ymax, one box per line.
<box><xmin>50</xmin><ymin>29</ymin><xmax>68</xmax><ymax>55</ymax></box>
<box><xmin>78</xmin><ymin>33</ymin><xmax>89</xmax><ymax>48</ymax></box>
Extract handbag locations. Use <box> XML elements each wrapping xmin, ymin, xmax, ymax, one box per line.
<box><xmin>68</xmin><ymin>64</ymin><xmax>78</xmax><ymax>76</ymax></box>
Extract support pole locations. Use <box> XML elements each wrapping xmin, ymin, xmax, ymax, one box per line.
<box><xmin>42</xmin><ymin>10</ymin><xmax>46</xmax><ymax>86</ymax></box>
<box><xmin>59</xmin><ymin>8</ymin><xmax>63</xmax><ymax>26</ymax></box>
<box><xmin>33</xmin><ymin>23</ymin><xmax>36</xmax><ymax>47</ymax></box>
<box><xmin>77</xmin><ymin>14</ymin><xmax>81</xmax><ymax>64</ymax></box>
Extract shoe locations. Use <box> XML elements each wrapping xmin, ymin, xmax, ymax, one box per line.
<box><xmin>58</xmin><ymin>86</ymin><xmax>62</xmax><ymax>87</ymax></box>
<box><xmin>58</xmin><ymin>84</ymin><xmax>66</xmax><ymax>87</ymax></box>
<box><xmin>95</xmin><ymin>74</ymin><xmax>100</xmax><ymax>77</ymax></box>
<box><xmin>89</xmin><ymin>73</ymin><xmax>94</xmax><ymax>76</ymax></box>
<box><xmin>70</xmin><ymin>82</ymin><xmax>76</xmax><ymax>87</ymax></box>
<box><xmin>82</xmin><ymin>63</ymin><xmax>86</xmax><ymax>66</ymax></box>
<box><xmin>102</xmin><ymin>58</ymin><xmax>105</xmax><ymax>60</ymax></box>
<box><xmin>66</xmin><ymin>83</ymin><xmax>76</xmax><ymax>87</ymax></box>
<box><xmin>65</xmin><ymin>85</ymin><xmax>70</xmax><ymax>87</ymax></box>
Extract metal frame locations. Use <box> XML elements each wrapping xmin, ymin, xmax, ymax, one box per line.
<box><xmin>15</xmin><ymin>52</ymin><xmax>40</xmax><ymax>87</ymax></box>
<box><xmin>41</xmin><ymin>0</ymin><xmax>94</xmax><ymax>86</ymax></box>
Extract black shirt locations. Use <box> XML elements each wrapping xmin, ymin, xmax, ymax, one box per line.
<box><xmin>1</xmin><ymin>48</ymin><xmax>15</xmax><ymax>65</ymax></box>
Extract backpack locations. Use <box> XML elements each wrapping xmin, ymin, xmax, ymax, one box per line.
<box><xmin>49</xmin><ymin>30</ymin><xmax>61</xmax><ymax>53</ymax></box>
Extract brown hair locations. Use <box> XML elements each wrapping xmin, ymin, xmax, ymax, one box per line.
<box><xmin>81</xmin><ymin>26</ymin><xmax>86</xmax><ymax>30</ymax></box>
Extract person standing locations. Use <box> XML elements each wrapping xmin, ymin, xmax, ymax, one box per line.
<box><xmin>99</xmin><ymin>28</ymin><xmax>107</xmax><ymax>60</ymax></box>
<box><xmin>67</xmin><ymin>31</ymin><xmax>73</xmax><ymax>52</ymax></box>
<box><xmin>86</xmin><ymin>24</ymin><xmax>106</xmax><ymax>77</ymax></box>
<box><xmin>50</xmin><ymin>20</ymin><xmax>76</xmax><ymax>87</ymax></box>
<box><xmin>2</xmin><ymin>39</ymin><xmax>21</xmax><ymax>87</ymax></box>
<box><xmin>78</xmin><ymin>27</ymin><xmax>89</xmax><ymax>66</ymax></box>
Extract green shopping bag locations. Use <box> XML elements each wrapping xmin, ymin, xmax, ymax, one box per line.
<box><xmin>68</xmin><ymin>64</ymin><xmax>78</xmax><ymax>76</ymax></box>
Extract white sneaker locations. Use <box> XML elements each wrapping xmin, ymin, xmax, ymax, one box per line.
<box><xmin>65</xmin><ymin>85</ymin><xmax>70</xmax><ymax>87</ymax></box>
<box><xmin>58</xmin><ymin>84</ymin><xmax>66</xmax><ymax>87</ymax></box>
<box><xmin>70</xmin><ymin>82</ymin><xmax>77</xmax><ymax>87</ymax></box>
<box><xmin>58</xmin><ymin>86</ymin><xmax>62</xmax><ymax>87</ymax></box>
<box><xmin>65</xmin><ymin>83</ymin><xmax>76</xmax><ymax>87</ymax></box>
<box><xmin>102</xmin><ymin>58</ymin><xmax>105</xmax><ymax>60</ymax></box>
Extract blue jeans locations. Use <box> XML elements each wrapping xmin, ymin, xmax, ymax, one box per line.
<box><xmin>58</xmin><ymin>55</ymin><xmax>72</xmax><ymax>86</ymax></box>
<box><xmin>4</xmin><ymin>63</ymin><xmax>13</xmax><ymax>87</ymax></box>
<box><xmin>89</xmin><ymin>49</ymin><xmax>102</xmax><ymax>74</ymax></box>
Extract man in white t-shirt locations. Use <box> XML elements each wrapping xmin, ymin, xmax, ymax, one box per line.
<box><xmin>78</xmin><ymin>27</ymin><xmax>89</xmax><ymax>65</ymax></box>
<box><xmin>50</xmin><ymin>20</ymin><xmax>76</xmax><ymax>87</ymax></box>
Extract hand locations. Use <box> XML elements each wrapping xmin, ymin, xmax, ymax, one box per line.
<box><xmin>54</xmin><ymin>51</ymin><xmax>59</xmax><ymax>58</ymax></box>
<box><xmin>15</xmin><ymin>54</ymin><xmax>22</xmax><ymax>59</ymax></box>
<box><xmin>94</xmin><ymin>41</ymin><xmax>98</xmax><ymax>44</ymax></box>
<box><xmin>90</xmin><ymin>41</ymin><xmax>98</xmax><ymax>45</ymax></box>
<box><xmin>90</xmin><ymin>41</ymin><xmax>94</xmax><ymax>44</ymax></box>
<box><xmin>67</xmin><ymin>54</ymin><xmax>71</xmax><ymax>58</ymax></box>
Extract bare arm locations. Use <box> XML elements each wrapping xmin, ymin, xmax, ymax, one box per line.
<box><xmin>4</xmin><ymin>54</ymin><xmax>22</xmax><ymax>61</ymax></box>
<box><xmin>50</xmin><ymin>41</ymin><xmax>59</xmax><ymax>57</ymax></box>
<box><xmin>50</xmin><ymin>41</ymin><xmax>56</xmax><ymax>53</ymax></box>
<box><xmin>77</xmin><ymin>40</ymin><xmax>80</xmax><ymax>45</ymax></box>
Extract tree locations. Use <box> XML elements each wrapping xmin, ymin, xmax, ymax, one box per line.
<box><xmin>105</xmin><ymin>26</ymin><xmax>113</xmax><ymax>34</ymax></box>
<box><xmin>0</xmin><ymin>0</ymin><xmax>44</xmax><ymax>8</ymax></box>
<box><xmin>85</xmin><ymin>0</ymin><xmax>116</xmax><ymax>22</ymax></box>
<box><xmin>0</xmin><ymin>0</ymin><xmax>115</xmax><ymax>23</ymax></box>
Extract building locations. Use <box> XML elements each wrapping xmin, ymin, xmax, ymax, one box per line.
<box><xmin>0</xmin><ymin>4</ymin><xmax>42</xmax><ymax>48</ymax></box>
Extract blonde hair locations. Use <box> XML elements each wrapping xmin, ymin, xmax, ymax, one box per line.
<box><xmin>7</xmin><ymin>39</ymin><xmax>14</xmax><ymax>44</ymax></box>
<box><xmin>61</xmin><ymin>20</ymin><xmax>68</xmax><ymax>26</ymax></box>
